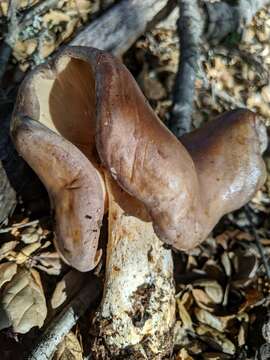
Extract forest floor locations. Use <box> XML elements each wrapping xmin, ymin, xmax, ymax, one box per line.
<box><xmin>1</xmin><ymin>1</ymin><xmax>270</xmax><ymax>359</ymax></box>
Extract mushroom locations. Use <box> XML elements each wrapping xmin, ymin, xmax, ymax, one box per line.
<box><xmin>10</xmin><ymin>46</ymin><xmax>267</xmax><ymax>358</ymax></box>
<box><xmin>94</xmin><ymin>51</ymin><xmax>267</xmax><ymax>249</ymax></box>
<box><xmin>11</xmin><ymin>48</ymin><xmax>107</xmax><ymax>272</ymax></box>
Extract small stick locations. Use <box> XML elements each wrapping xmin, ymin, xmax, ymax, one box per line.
<box><xmin>25</xmin><ymin>276</ymin><xmax>101</xmax><ymax>360</ymax></box>
<box><xmin>0</xmin><ymin>219</ymin><xmax>39</xmax><ymax>233</ymax></box>
<box><xmin>244</xmin><ymin>205</ymin><xmax>270</xmax><ymax>279</ymax></box>
<box><xmin>169</xmin><ymin>0</ymin><xmax>203</xmax><ymax>137</ymax></box>
<box><xmin>0</xmin><ymin>0</ymin><xmax>18</xmax><ymax>83</ymax></box>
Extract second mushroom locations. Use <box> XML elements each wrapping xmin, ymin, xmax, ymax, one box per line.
<box><xmin>11</xmin><ymin>46</ymin><xmax>267</xmax><ymax>359</ymax></box>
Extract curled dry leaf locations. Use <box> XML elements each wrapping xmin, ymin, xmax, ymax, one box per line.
<box><xmin>1</xmin><ymin>267</ymin><xmax>47</xmax><ymax>333</ymax></box>
<box><xmin>192</xmin><ymin>288</ymin><xmax>214</xmax><ymax>311</ymax></box>
<box><xmin>177</xmin><ymin>348</ymin><xmax>194</xmax><ymax>360</ymax></box>
<box><xmin>232</xmin><ymin>249</ymin><xmax>258</xmax><ymax>287</ymax></box>
<box><xmin>196</xmin><ymin>324</ymin><xmax>235</xmax><ymax>355</ymax></box>
<box><xmin>51</xmin><ymin>270</ymin><xmax>86</xmax><ymax>309</ymax></box>
<box><xmin>0</xmin><ymin>262</ymin><xmax>17</xmax><ymax>288</ymax></box>
<box><xmin>53</xmin><ymin>331</ymin><xmax>83</xmax><ymax>360</ymax></box>
<box><xmin>193</xmin><ymin>280</ymin><xmax>223</xmax><ymax>304</ymax></box>
<box><xmin>195</xmin><ymin>308</ymin><xmax>232</xmax><ymax>332</ymax></box>
<box><xmin>177</xmin><ymin>299</ymin><xmax>193</xmax><ymax>331</ymax></box>
<box><xmin>221</xmin><ymin>252</ymin><xmax>232</xmax><ymax>277</ymax></box>
<box><xmin>20</xmin><ymin>227</ymin><xmax>41</xmax><ymax>244</ymax></box>
<box><xmin>0</xmin><ymin>241</ymin><xmax>19</xmax><ymax>261</ymax></box>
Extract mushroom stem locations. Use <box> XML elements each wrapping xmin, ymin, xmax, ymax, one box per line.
<box><xmin>94</xmin><ymin>174</ymin><xmax>175</xmax><ymax>359</ymax></box>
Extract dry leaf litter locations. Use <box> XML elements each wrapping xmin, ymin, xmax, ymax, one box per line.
<box><xmin>1</xmin><ymin>1</ymin><xmax>270</xmax><ymax>359</ymax></box>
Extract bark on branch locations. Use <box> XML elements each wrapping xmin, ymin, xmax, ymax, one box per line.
<box><xmin>169</xmin><ymin>0</ymin><xmax>270</xmax><ymax>137</ymax></box>
<box><xmin>71</xmin><ymin>0</ymin><xmax>176</xmax><ymax>57</ymax></box>
<box><xmin>205</xmin><ymin>0</ymin><xmax>270</xmax><ymax>43</ymax></box>
<box><xmin>169</xmin><ymin>0</ymin><xmax>203</xmax><ymax>137</ymax></box>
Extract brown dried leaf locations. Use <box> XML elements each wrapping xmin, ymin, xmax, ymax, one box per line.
<box><xmin>54</xmin><ymin>331</ymin><xmax>83</xmax><ymax>360</ymax></box>
<box><xmin>221</xmin><ymin>252</ymin><xmax>232</xmax><ymax>277</ymax></box>
<box><xmin>194</xmin><ymin>280</ymin><xmax>223</xmax><ymax>304</ymax></box>
<box><xmin>195</xmin><ymin>308</ymin><xmax>232</xmax><ymax>332</ymax></box>
<box><xmin>21</xmin><ymin>227</ymin><xmax>40</xmax><ymax>244</ymax></box>
<box><xmin>177</xmin><ymin>299</ymin><xmax>193</xmax><ymax>331</ymax></box>
<box><xmin>192</xmin><ymin>288</ymin><xmax>214</xmax><ymax>310</ymax></box>
<box><xmin>43</xmin><ymin>10</ymin><xmax>70</xmax><ymax>28</ymax></box>
<box><xmin>0</xmin><ymin>241</ymin><xmax>19</xmax><ymax>261</ymax></box>
<box><xmin>1</xmin><ymin>267</ymin><xmax>47</xmax><ymax>333</ymax></box>
<box><xmin>176</xmin><ymin>348</ymin><xmax>194</xmax><ymax>360</ymax></box>
<box><xmin>196</xmin><ymin>324</ymin><xmax>235</xmax><ymax>355</ymax></box>
<box><xmin>74</xmin><ymin>0</ymin><xmax>92</xmax><ymax>21</ymax></box>
<box><xmin>51</xmin><ymin>270</ymin><xmax>86</xmax><ymax>309</ymax></box>
<box><xmin>232</xmin><ymin>250</ymin><xmax>258</xmax><ymax>287</ymax></box>
<box><xmin>0</xmin><ymin>262</ymin><xmax>17</xmax><ymax>288</ymax></box>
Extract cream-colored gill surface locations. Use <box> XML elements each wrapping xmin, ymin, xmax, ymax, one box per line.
<box><xmin>35</xmin><ymin>56</ymin><xmax>97</xmax><ymax>162</ymax></box>
<box><xmin>50</xmin><ymin>57</ymin><xmax>96</xmax><ymax>161</ymax></box>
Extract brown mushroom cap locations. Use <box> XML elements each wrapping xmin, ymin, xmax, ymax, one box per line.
<box><xmin>91</xmin><ymin>50</ymin><xmax>267</xmax><ymax>250</ymax></box>
<box><xmin>11</xmin><ymin>47</ymin><xmax>106</xmax><ymax>271</ymax></box>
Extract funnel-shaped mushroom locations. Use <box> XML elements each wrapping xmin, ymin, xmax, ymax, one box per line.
<box><xmin>11</xmin><ymin>46</ymin><xmax>267</xmax><ymax>267</ymax></box>
<box><xmin>11</xmin><ymin>48</ymin><xmax>106</xmax><ymax>271</ymax></box>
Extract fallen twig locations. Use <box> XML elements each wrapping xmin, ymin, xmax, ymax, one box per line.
<box><xmin>25</xmin><ymin>276</ymin><xmax>101</xmax><ymax>360</ymax></box>
<box><xmin>169</xmin><ymin>0</ymin><xmax>203</xmax><ymax>137</ymax></box>
<box><xmin>0</xmin><ymin>0</ymin><xmax>18</xmax><ymax>83</ymax></box>
<box><xmin>205</xmin><ymin>0</ymin><xmax>270</xmax><ymax>43</ymax></box>
<box><xmin>71</xmin><ymin>0</ymin><xmax>176</xmax><ymax>57</ymax></box>
<box><xmin>244</xmin><ymin>205</ymin><xmax>270</xmax><ymax>279</ymax></box>
<box><xmin>0</xmin><ymin>219</ymin><xmax>39</xmax><ymax>233</ymax></box>
<box><xmin>169</xmin><ymin>0</ymin><xmax>270</xmax><ymax>137</ymax></box>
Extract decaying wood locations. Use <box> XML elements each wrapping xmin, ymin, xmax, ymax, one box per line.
<box><xmin>71</xmin><ymin>0</ymin><xmax>176</xmax><ymax>56</ymax></box>
<box><xmin>94</xmin><ymin>176</ymin><xmax>175</xmax><ymax>359</ymax></box>
<box><xmin>26</xmin><ymin>275</ymin><xmax>101</xmax><ymax>360</ymax></box>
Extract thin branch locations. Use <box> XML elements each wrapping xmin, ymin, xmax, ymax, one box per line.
<box><xmin>71</xmin><ymin>0</ymin><xmax>176</xmax><ymax>57</ymax></box>
<box><xmin>205</xmin><ymin>0</ymin><xmax>270</xmax><ymax>43</ymax></box>
<box><xmin>0</xmin><ymin>0</ymin><xmax>18</xmax><ymax>83</ymax></box>
<box><xmin>0</xmin><ymin>219</ymin><xmax>40</xmax><ymax>233</ymax></box>
<box><xmin>25</xmin><ymin>276</ymin><xmax>101</xmax><ymax>360</ymax></box>
<box><xmin>169</xmin><ymin>0</ymin><xmax>270</xmax><ymax>137</ymax></box>
<box><xmin>168</xmin><ymin>0</ymin><xmax>203</xmax><ymax>137</ymax></box>
<box><xmin>244</xmin><ymin>205</ymin><xmax>270</xmax><ymax>279</ymax></box>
